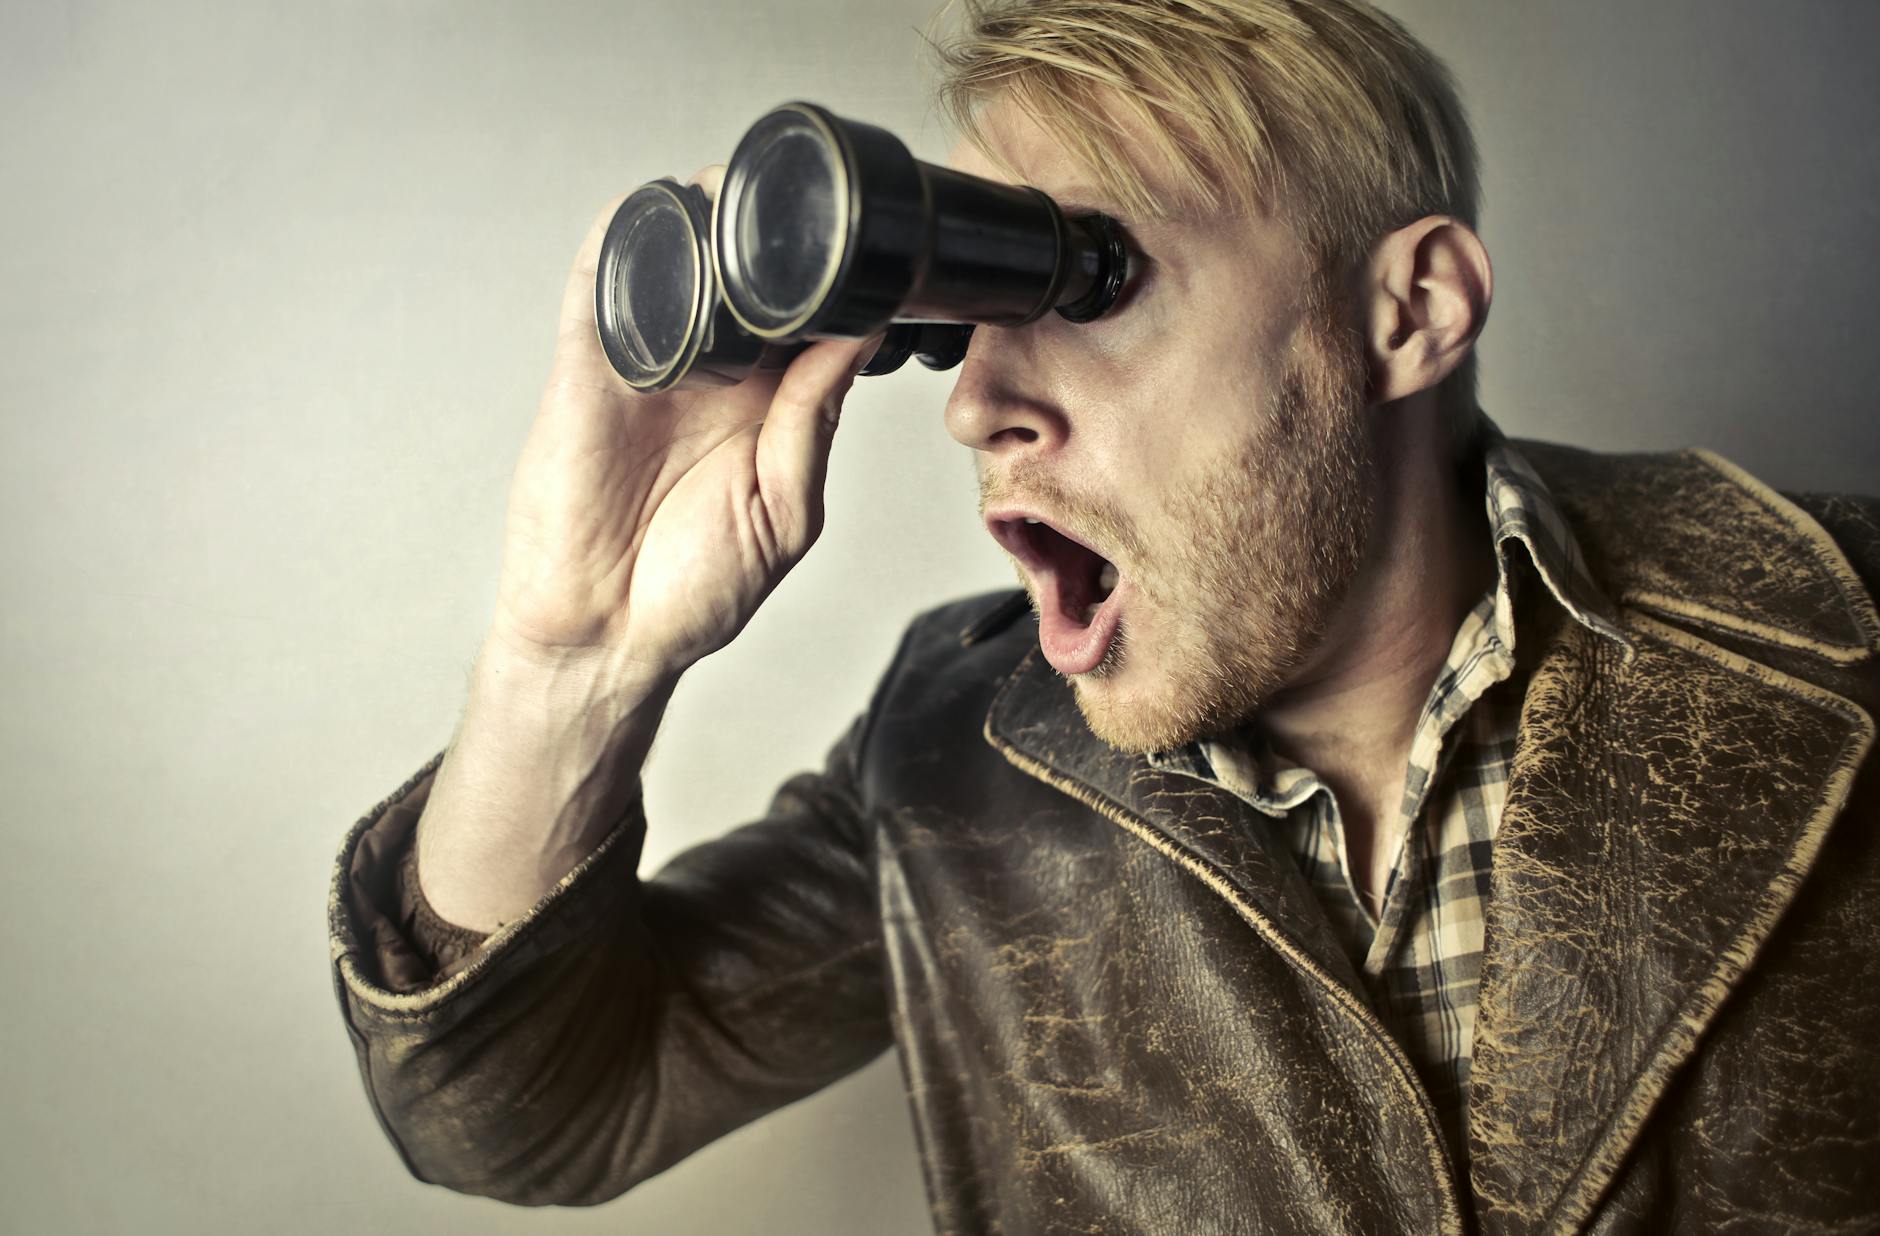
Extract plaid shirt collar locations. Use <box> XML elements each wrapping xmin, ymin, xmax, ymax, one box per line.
<box><xmin>1146</xmin><ymin>415</ymin><xmax>1634</xmax><ymax>793</ymax></box>
<box><xmin>1477</xmin><ymin>419</ymin><xmax>1632</xmax><ymax>656</ymax></box>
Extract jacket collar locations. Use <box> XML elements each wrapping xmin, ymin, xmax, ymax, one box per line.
<box><xmin>983</xmin><ymin>441</ymin><xmax>1876</xmax><ymax>1231</ymax></box>
<box><xmin>1516</xmin><ymin>440</ymin><xmax>1880</xmax><ymax>665</ymax></box>
<box><xmin>1466</xmin><ymin>443</ymin><xmax>1877</xmax><ymax>1231</ymax></box>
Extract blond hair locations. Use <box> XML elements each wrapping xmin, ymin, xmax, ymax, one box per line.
<box><xmin>929</xmin><ymin>0</ymin><xmax>1483</xmax><ymax>437</ymax></box>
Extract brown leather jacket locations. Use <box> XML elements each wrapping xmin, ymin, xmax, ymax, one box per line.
<box><xmin>329</xmin><ymin>441</ymin><xmax>1880</xmax><ymax>1234</ymax></box>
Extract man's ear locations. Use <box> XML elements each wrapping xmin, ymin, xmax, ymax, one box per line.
<box><xmin>1362</xmin><ymin>216</ymin><xmax>1492</xmax><ymax>405</ymax></box>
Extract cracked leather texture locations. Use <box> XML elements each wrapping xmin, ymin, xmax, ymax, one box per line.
<box><xmin>330</xmin><ymin>441</ymin><xmax>1879</xmax><ymax>1234</ymax></box>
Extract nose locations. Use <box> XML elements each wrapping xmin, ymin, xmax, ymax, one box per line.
<box><xmin>942</xmin><ymin>324</ymin><xmax>1069</xmax><ymax>457</ymax></box>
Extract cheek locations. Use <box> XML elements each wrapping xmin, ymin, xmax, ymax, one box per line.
<box><xmin>1120</xmin><ymin>347</ymin><xmax>1291</xmax><ymax>498</ymax></box>
<box><xmin>1032</xmin><ymin>277</ymin><xmax>1303</xmax><ymax>501</ymax></box>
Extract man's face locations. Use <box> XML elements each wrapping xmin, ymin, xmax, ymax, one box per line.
<box><xmin>946</xmin><ymin>95</ymin><xmax>1376</xmax><ymax>754</ymax></box>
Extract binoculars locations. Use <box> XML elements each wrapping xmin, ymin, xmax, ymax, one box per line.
<box><xmin>595</xmin><ymin>101</ymin><xmax>1132</xmax><ymax>393</ymax></box>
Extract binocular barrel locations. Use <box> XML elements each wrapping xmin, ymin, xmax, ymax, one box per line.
<box><xmin>595</xmin><ymin>101</ymin><xmax>1129</xmax><ymax>393</ymax></box>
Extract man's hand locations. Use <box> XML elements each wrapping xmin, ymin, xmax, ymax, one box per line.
<box><xmin>492</xmin><ymin>165</ymin><xmax>879</xmax><ymax>681</ymax></box>
<box><xmin>414</xmin><ymin>168</ymin><xmax>880</xmax><ymax>933</ymax></box>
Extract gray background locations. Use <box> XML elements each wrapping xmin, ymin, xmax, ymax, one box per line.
<box><xmin>3</xmin><ymin>1</ymin><xmax>1874</xmax><ymax>1233</ymax></box>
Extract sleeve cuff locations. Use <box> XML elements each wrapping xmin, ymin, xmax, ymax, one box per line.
<box><xmin>328</xmin><ymin>751</ymin><xmax>645</xmax><ymax>1002</ymax></box>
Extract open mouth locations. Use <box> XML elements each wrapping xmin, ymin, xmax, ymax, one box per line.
<box><xmin>986</xmin><ymin>510</ymin><xmax>1127</xmax><ymax>676</ymax></box>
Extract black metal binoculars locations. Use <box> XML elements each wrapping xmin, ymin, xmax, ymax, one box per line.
<box><xmin>595</xmin><ymin>101</ymin><xmax>1131</xmax><ymax>393</ymax></box>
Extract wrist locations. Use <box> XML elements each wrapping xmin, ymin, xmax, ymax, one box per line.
<box><xmin>461</xmin><ymin>630</ymin><xmax>678</xmax><ymax>798</ymax></box>
<box><xmin>478</xmin><ymin>624</ymin><xmax>683</xmax><ymax>709</ymax></box>
<box><xmin>413</xmin><ymin>636</ymin><xmax>677</xmax><ymax>932</ymax></box>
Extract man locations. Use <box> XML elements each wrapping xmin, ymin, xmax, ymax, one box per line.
<box><xmin>329</xmin><ymin>0</ymin><xmax>1880</xmax><ymax>1231</ymax></box>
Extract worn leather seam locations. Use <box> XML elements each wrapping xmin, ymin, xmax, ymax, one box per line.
<box><xmin>981</xmin><ymin>671</ymin><xmax>1466</xmax><ymax>1236</ymax></box>
<box><xmin>1695</xmin><ymin>449</ymin><xmax>1880</xmax><ymax>639</ymax></box>
<box><xmin>1666</xmin><ymin>448</ymin><xmax>1880</xmax><ymax>663</ymax></box>
<box><xmin>1542</xmin><ymin>610</ymin><xmax>1877</xmax><ymax>1235</ymax></box>
<box><xmin>326</xmin><ymin>749</ymin><xmax>454</xmax><ymax>1174</ymax></box>
<box><xmin>1622</xmin><ymin>588</ymin><xmax>1872</xmax><ymax>665</ymax></box>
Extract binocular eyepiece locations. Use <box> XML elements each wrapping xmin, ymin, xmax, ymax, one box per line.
<box><xmin>595</xmin><ymin>101</ymin><xmax>1131</xmax><ymax>393</ymax></box>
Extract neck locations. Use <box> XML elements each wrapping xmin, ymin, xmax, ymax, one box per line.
<box><xmin>1255</xmin><ymin>398</ymin><xmax>1492</xmax><ymax>822</ymax></box>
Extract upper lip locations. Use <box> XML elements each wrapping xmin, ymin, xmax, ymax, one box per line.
<box><xmin>983</xmin><ymin>506</ymin><xmax>1113</xmax><ymax>573</ymax></box>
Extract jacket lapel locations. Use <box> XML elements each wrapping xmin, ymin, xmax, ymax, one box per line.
<box><xmin>1467</xmin><ymin>610</ymin><xmax>1874</xmax><ymax>1234</ymax></box>
<box><xmin>983</xmin><ymin>644</ymin><xmax>1469</xmax><ymax>1233</ymax></box>
<box><xmin>984</xmin><ymin>645</ymin><xmax>1362</xmax><ymax>995</ymax></box>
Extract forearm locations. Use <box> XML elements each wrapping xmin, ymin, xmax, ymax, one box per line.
<box><xmin>330</xmin><ymin>708</ymin><xmax>892</xmax><ymax>1205</ymax></box>
<box><xmin>415</xmin><ymin>632</ymin><xmax>680</xmax><ymax>932</ymax></box>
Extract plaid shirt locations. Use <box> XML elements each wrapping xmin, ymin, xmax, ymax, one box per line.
<box><xmin>1148</xmin><ymin>419</ymin><xmax>1633</xmax><ymax>1165</ymax></box>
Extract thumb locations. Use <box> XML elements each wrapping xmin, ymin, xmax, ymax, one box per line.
<box><xmin>752</xmin><ymin>333</ymin><xmax>884</xmax><ymax>562</ymax></box>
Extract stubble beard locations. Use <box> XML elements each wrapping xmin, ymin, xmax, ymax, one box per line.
<box><xmin>1062</xmin><ymin>309</ymin><xmax>1375</xmax><ymax>754</ymax></box>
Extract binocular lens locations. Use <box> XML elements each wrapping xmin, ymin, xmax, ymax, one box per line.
<box><xmin>596</xmin><ymin>180</ymin><xmax>723</xmax><ymax>392</ymax></box>
<box><xmin>612</xmin><ymin>197</ymin><xmax>696</xmax><ymax>375</ymax></box>
<box><xmin>593</xmin><ymin>101</ymin><xmax>1130</xmax><ymax>394</ymax></box>
<box><xmin>734</xmin><ymin>124</ymin><xmax>843</xmax><ymax>325</ymax></box>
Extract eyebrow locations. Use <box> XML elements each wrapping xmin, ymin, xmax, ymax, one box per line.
<box><xmin>1043</xmin><ymin>184</ymin><xmax>1185</xmax><ymax>236</ymax></box>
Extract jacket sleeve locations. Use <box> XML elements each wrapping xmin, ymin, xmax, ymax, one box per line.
<box><xmin>325</xmin><ymin>711</ymin><xmax>893</xmax><ymax>1206</ymax></box>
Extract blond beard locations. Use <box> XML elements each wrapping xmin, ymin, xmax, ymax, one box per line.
<box><xmin>984</xmin><ymin>308</ymin><xmax>1374</xmax><ymax>754</ymax></box>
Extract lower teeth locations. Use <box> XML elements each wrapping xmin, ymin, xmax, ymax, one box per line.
<box><xmin>1082</xmin><ymin>563</ymin><xmax>1120</xmax><ymax>625</ymax></box>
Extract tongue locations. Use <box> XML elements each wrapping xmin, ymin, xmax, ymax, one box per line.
<box><xmin>1037</xmin><ymin>572</ymin><xmax>1122</xmax><ymax>676</ymax></box>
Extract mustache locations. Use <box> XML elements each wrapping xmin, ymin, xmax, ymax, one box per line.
<box><xmin>977</xmin><ymin>463</ymin><xmax>1147</xmax><ymax>566</ymax></box>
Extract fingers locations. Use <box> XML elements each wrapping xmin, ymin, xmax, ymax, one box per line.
<box><xmin>558</xmin><ymin>191</ymin><xmax>630</xmax><ymax>341</ymax></box>
<box><xmin>685</xmin><ymin>163</ymin><xmax>727</xmax><ymax>201</ymax></box>
<box><xmin>753</xmin><ymin>333</ymin><xmax>886</xmax><ymax>561</ymax></box>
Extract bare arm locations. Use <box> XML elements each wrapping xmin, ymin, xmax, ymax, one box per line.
<box><xmin>413</xmin><ymin>636</ymin><xmax>675</xmax><ymax>932</ymax></box>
